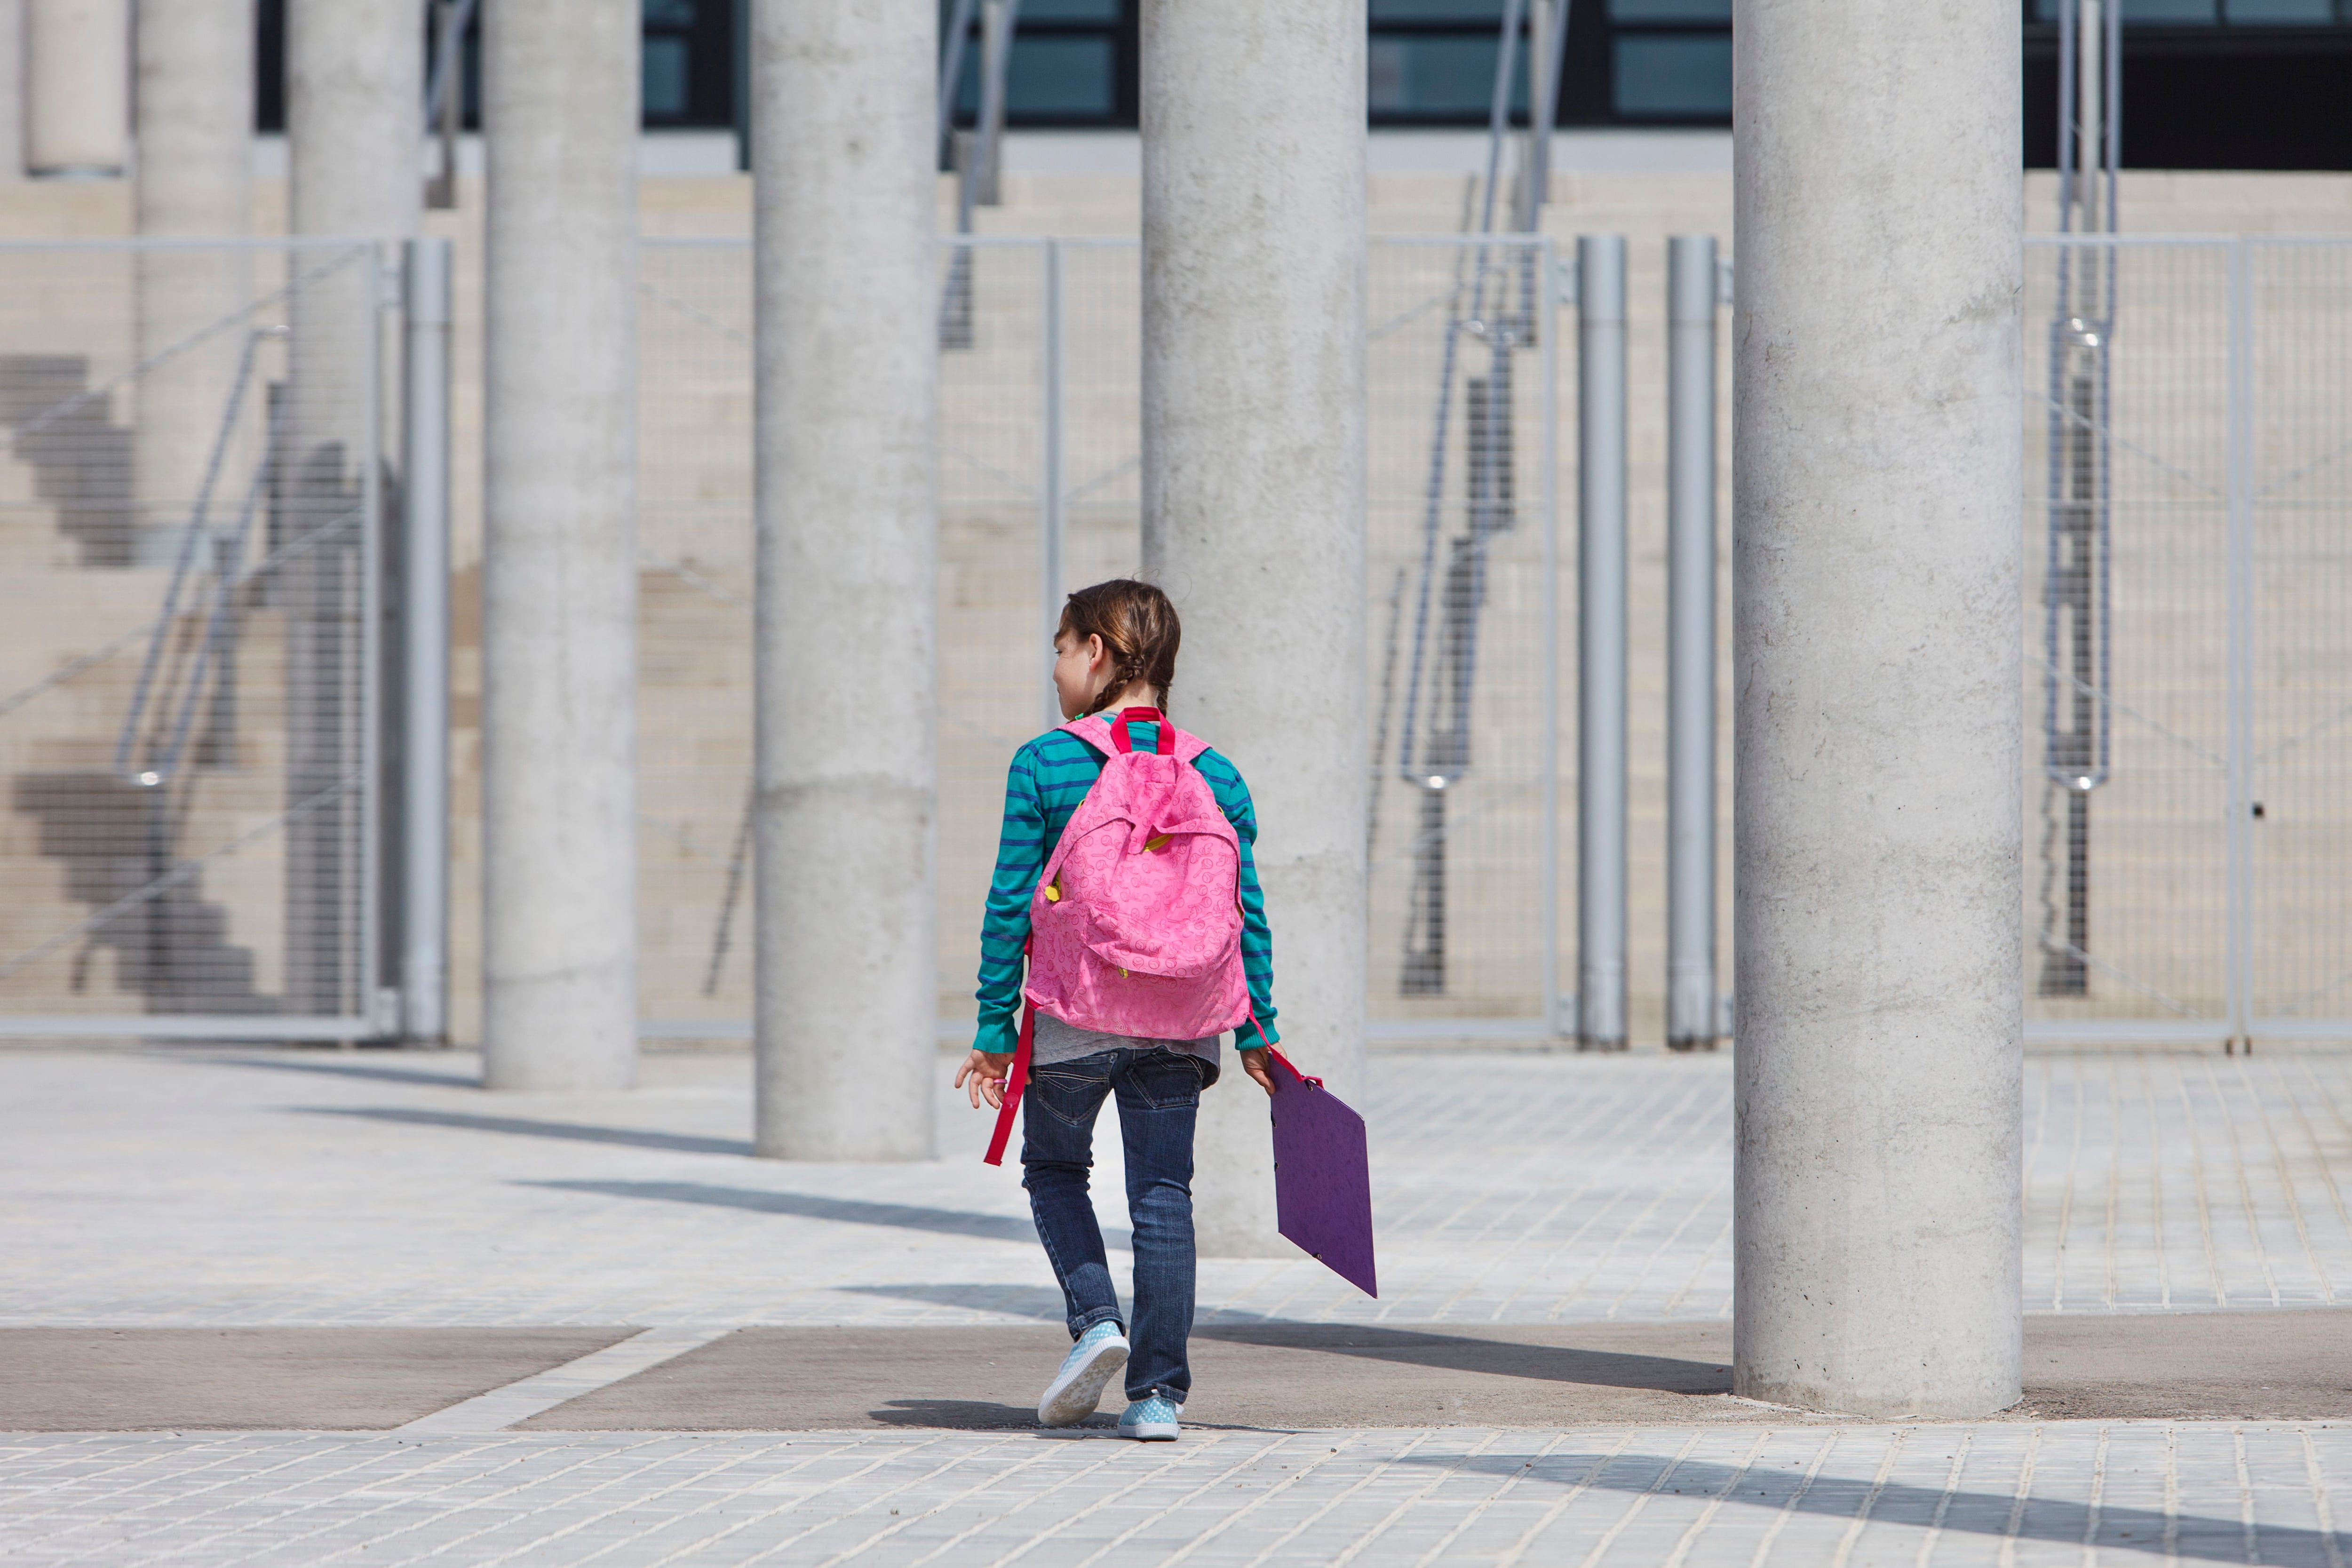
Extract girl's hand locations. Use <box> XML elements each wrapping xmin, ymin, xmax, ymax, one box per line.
<box><xmin>956</xmin><ymin>1050</ymin><xmax>1011</xmax><ymax>1109</ymax></box>
<box><xmin>1240</xmin><ymin>1047</ymin><xmax>1278</xmax><ymax>1097</ymax></box>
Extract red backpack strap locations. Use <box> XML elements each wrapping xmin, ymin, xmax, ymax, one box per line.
<box><xmin>1058</xmin><ymin>709</ymin><xmax>1180</xmax><ymax>760</ymax></box>
<box><xmin>984</xmin><ymin>941</ymin><xmax>1036</xmax><ymax>1166</ymax></box>
<box><xmin>1112</xmin><ymin>706</ymin><xmax>1174</xmax><ymax>756</ymax></box>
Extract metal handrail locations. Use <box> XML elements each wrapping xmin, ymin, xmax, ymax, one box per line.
<box><xmin>111</xmin><ymin>326</ymin><xmax>285</xmax><ymax>788</ymax></box>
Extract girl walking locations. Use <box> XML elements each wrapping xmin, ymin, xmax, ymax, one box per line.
<box><xmin>956</xmin><ymin>578</ymin><xmax>1280</xmax><ymax>1441</ymax></box>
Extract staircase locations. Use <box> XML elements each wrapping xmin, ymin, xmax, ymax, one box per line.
<box><xmin>0</xmin><ymin>354</ymin><xmax>278</xmax><ymax>1019</ymax></box>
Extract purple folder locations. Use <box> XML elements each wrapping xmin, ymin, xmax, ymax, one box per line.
<box><xmin>1266</xmin><ymin>1048</ymin><xmax>1378</xmax><ymax>1297</ymax></box>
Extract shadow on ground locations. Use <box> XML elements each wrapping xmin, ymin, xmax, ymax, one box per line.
<box><xmin>515</xmin><ymin>1322</ymin><xmax>1737</xmax><ymax>1432</ymax></box>
<box><xmin>1403</xmin><ymin>1449</ymin><xmax>2334</xmax><ymax>1568</ymax></box>
<box><xmin>524</xmin><ymin>1180</ymin><xmax>1080</xmax><ymax>1247</ymax></box>
<box><xmin>291</xmin><ymin>1106</ymin><xmax>753</xmax><ymax>1157</ymax></box>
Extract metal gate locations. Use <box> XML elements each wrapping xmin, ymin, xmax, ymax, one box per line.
<box><xmin>2026</xmin><ymin>235</ymin><xmax>2352</xmax><ymax>1045</ymax></box>
<box><xmin>0</xmin><ymin>239</ymin><xmax>391</xmax><ymax>1039</ymax></box>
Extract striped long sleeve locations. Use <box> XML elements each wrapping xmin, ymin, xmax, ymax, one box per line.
<box><xmin>972</xmin><ymin>724</ymin><xmax>1279</xmax><ymax>1054</ymax></box>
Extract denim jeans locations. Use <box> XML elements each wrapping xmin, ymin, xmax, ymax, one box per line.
<box><xmin>1021</xmin><ymin>1045</ymin><xmax>1211</xmax><ymax>1404</ymax></box>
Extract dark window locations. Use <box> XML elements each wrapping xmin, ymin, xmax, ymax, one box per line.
<box><xmin>639</xmin><ymin>0</ymin><xmax>733</xmax><ymax>127</ymax></box>
<box><xmin>2024</xmin><ymin>0</ymin><xmax>2352</xmax><ymax>168</ymax></box>
<box><xmin>1369</xmin><ymin>36</ymin><xmax>1528</xmax><ymax>120</ymax></box>
<box><xmin>1612</xmin><ymin>34</ymin><xmax>1731</xmax><ymax>119</ymax></box>
<box><xmin>941</xmin><ymin>0</ymin><xmax>1135</xmax><ymax>128</ymax></box>
<box><xmin>1608</xmin><ymin>0</ymin><xmax>1731</xmax><ymax>19</ymax></box>
<box><xmin>249</xmin><ymin>0</ymin><xmax>2352</xmax><ymax>169</ymax></box>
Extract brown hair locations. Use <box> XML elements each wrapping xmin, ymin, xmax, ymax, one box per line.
<box><xmin>1058</xmin><ymin>578</ymin><xmax>1181</xmax><ymax>717</ymax></box>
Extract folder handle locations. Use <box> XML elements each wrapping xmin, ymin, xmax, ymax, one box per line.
<box><xmin>1263</xmin><ymin>1041</ymin><xmax>1321</xmax><ymax>1091</ymax></box>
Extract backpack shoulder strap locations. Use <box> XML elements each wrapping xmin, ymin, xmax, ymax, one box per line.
<box><xmin>1166</xmin><ymin>728</ymin><xmax>1213</xmax><ymax>766</ymax></box>
<box><xmin>1056</xmin><ymin>714</ymin><xmax>1117</xmax><ymax>756</ymax></box>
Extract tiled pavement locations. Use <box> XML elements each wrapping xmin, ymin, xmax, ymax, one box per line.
<box><xmin>5</xmin><ymin>1423</ymin><xmax>2350</xmax><ymax>1566</ymax></box>
<box><xmin>5</xmin><ymin>1046</ymin><xmax>2352</xmax><ymax>1329</ymax></box>
<box><xmin>6</xmin><ymin>1045</ymin><xmax>2352</xmax><ymax>1563</ymax></box>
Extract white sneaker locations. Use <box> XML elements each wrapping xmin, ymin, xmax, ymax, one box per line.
<box><xmin>1039</xmin><ymin>1321</ymin><xmax>1128</xmax><ymax>1426</ymax></box>
<box><xmin>1118</xmin><ymin>1394</ymin><xmax>1181</xmax><ymax>1441</ymax></box>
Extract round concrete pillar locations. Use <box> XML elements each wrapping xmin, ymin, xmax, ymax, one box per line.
<box><xmin>288</xmin><ymin>0</ymin><xmax>420</xmax><ymax>244</ymax></box>
<box><xmin>131</xmin><ymin>0</ymin><xmax>252</xmax><ymax>556</ymax></box>
<box><xmin>25</xmin><ymin>0</ymin><xmax>125</xmax><ymax>177</ymax></box>
<box><xmin>1731</xmin><ymin>0</ymin><xmax>2024</xmax><ymax>1417</ymax></box>
<box><xmin>0</xmin><ymin>0</ymin><xmax>27</xmax><ymax>180</ymax></box>
<box><xmin>748</xmin><ymin>0</ymin><xmax>938</xmax><ymax>1161</ymax></box>
<box><xmin>1140</xmin><ymin>0</ymin><xmax>1368</xmax><ymax>1255</ymax></box>
<box><xmin>479</xmin><ymin>0</ymin><xmax>639</xmax><ymax>1090</ymax></box>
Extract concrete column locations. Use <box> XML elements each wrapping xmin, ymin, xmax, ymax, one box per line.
<box><xmin>0</xmin><ymin>0</ymin><xmax>25</xmax><ymax>179</ymax></box>
<box><xmin>283</xmin><ymin>0</ymin><xmax>422</xmax><ymax>1018</ymax></box>
<box><xmin>1141</xmin><ymin>0</ymin><xmax>1367</xmax><ymax>1256</ymax></box>
<box><xmin>132</xmin><ymin>0</ymin><xmax>252</xmax><ymax>553</ymax></box>
<box><xmin>1732</xmin><ymin>0</ymin><xmax>2023</xmax><ymax>1417</ymax></box>
<box><xmin>480</xmin><ymin>0</ymin><xmax>638</xmax><ymax>1089</ymax></box>
<box><xmin>25</xmin><ymin>0</ymin><xmax>125</xmax><ymax>177</ymax></box>
<box><xmin>749</xmin><ymin>0</ymin><xmax>938</xmax><ymax>1161</ymax></box>
<box><xmin>288</xmin><ymin>0</ymin><xmax>421</xmax><ymax>384</ymax></box>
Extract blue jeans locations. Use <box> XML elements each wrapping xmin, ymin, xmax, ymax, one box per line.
<box><xmin>1020</xmin><ymin>1045</ymin><xmax>1212</xmax><ymax>1404</ymax></box>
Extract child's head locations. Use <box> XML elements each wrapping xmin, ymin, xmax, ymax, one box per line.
<box><xmin>1053</xmin><ymin>578</ymin><xmax>1181</xmax><ymax>720</ymax></box>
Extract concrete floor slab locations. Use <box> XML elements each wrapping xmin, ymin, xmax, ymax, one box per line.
<box><xmin>0</xmin><ymin>1327</ymin><xmax>634</xmax><ymax>1431</ymax></box>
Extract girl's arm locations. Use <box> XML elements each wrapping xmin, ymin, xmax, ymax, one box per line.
<box><xmin>972</xmin><ymin>745</ymin><xmax>1049</xmax><ymax>1054</ymax></box>
<box><xmin>1198</xmin><ymin>752</ymin><xmax>1279</xmax><ymax>1049</ymax></box>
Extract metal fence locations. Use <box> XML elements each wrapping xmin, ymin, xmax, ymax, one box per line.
<box><xmin>637</xmin><ymin>234</ymin><xmax>1575</xmax><ymax>1042</ymax></box>
<box><xmin>2026</xmin><ymin>236</ymin><xmax>2352</xmax><ymax>1046</ymax></box>
<box><xmin>2</xmin><ymin>232</ymin><xmax>2338</xmax><ymax>1047</ymax></box>
<box><xmin>0</xmin><ymin>238</ymin><xmax>393</xmax><ymax>1038</ymax></box>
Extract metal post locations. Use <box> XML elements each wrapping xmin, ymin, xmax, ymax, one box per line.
<box><xmin>2225</xmin><ymin>236</ymin><xmax>2255</xmax><ymax>1052</ymax></box>
<box><xmin>357</xmin><ymin>247</ymin><xmax>386</xmax><ymax>1034</ymax></box>
<box><xmin>400</xmin><ymin>236</ymin><xmax>452</xmax><ymax>1043</ymax></box>
<box><xmin>936</xmin><ymin>0</ymin><xmax>977</xmax><ymax>167</ymax></box>
<box><xmin>1667</xmin><ymin>234</ymin><xmax>1718</xmax><ymax>1051</ymax></box>
<box><xmin>1541</xmin><ymin>238</ymin><xmax>1563</xmax><ymax>1036</ymax></box>
<box><xmin>1577</xmin><ymin>232</ymin><xmax>1627</xmax><ymax>1051</ymax></box>
<box><xmin>1041</xmin><ymin>238</ymin><xmax>1065</xmax><ymax>725</ymax></box>
<box><xmin>973</xmin><ymin>0</ymin><xmax>1016</xmax><ymax>208</ymax></box>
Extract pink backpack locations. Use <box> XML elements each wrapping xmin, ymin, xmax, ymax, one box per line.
<box><xmin>984</xmin><ymin>707</ymin><xmax>1250</xmax><ymax>1164</ymax></box>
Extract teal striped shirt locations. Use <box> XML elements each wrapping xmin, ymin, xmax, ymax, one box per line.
<box><xmin>973</xmin><ymin>719</ymin><xmax>1278</xmax><ymax>1055</ymax></box>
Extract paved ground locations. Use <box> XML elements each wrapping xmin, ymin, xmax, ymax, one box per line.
<box><xmin>5</xmin><ymin>1044</ymin><xmax>2352</xmax><ymax>1564</ymax></box>
<box><xmin>11</xmin><ymin>1313</ymin><xmax>2346</xmax><ymax>1434</ymax></box>
<box><xmin>7</xmin><ymin>1423</ymin><xmax>2352</xmax><ymax>1565</ymax></box>
<box><xmin>6</xmin><ymin>1045</ymin><xmax>2351</xmax><ymax>1329</ymax></box>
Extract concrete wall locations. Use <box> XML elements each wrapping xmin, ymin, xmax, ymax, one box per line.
<box><xmin>0</xmin><ymin>163</ymin><xmax>2342</xmax><ymax>1045</ymax></box>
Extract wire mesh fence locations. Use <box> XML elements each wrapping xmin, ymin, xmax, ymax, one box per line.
<box><xmin>0</xmin><ymin>239</ymin><xmax>386</xmax><ymax>1035</ymax></box>
<box><xmin>2025</xmin><ymin>235</ymin><xmax>2352</xmax><ymax>1044</ymax></box>
<box><xmin>3</xmin><ymin>232</ymin><xmax>2338</xmax><ymax>1046</ymax></box>
<box><xmin>635</xmin><ymin>234</ymin><xmax>1569</xmax><ymax>1041</ymax></box>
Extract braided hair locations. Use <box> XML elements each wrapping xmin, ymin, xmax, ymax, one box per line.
<box><xmin>1059</xmin><ymin>578</ymin><xmax>1182</xmax><ymax>718</ymax></box>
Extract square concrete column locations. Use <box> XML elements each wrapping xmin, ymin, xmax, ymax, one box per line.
<box><xmin>1731</xmin><ymin>0</ymin><xmax>2025</xmax><ymax>1417</ymax></box>
<box><xmin>25</xmin><ymin>0</ymin><xmax>125</xmax><ymax>177</ymax></box>
<box><xmin>1141</xmin><ymin>0</ymin><xmax>1369</xmax><ymax>1255</ymax></box>
<box><xmin>748</xmin><ymin>0</ymin><xmax>939</xmax><ymax>1161</ymax></box>
<box><xmin>480</xmin><ymin>1</ymin><xmax>639</xmax><ymax>1089</ymax></box>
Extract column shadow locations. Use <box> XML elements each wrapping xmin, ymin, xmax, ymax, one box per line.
<box><xmin>1399</xmin><ymin>1450</ymin><xmax>2336</xmax><ymax>1566</ymax></box>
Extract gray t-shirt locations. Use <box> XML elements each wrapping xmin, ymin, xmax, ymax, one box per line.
<box><xmin>1032</xmin><ymin>1011</ymin><xmax>1223</xmax><ymax>1079</ymax></box>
